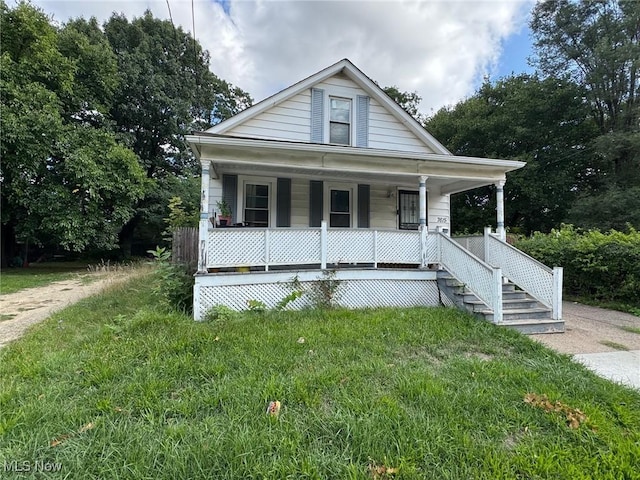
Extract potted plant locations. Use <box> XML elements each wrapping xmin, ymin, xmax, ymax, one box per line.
<box><xmin>216</xmin><ymin>199</ymin><xmax>232</xmax><ymax>226</ymax></box>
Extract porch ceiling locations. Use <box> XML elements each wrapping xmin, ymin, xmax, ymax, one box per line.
<box><xmin>186</xmin><ymin>133</ymin><xmax>525</xmax><ymax>195</ymax></box>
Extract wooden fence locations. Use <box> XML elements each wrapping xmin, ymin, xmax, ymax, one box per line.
<box><xmin>172</xmin><ymin>227</ymin><xmax>198</xmax><ymax>267</ymax></box>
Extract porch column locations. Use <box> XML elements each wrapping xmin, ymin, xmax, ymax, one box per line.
<box><xmin>419</xmin><ymin>176</ymin><xmax>428</xmax><ymax>228</ymax></box>
<box><xmin>419</xmin><ymin>175</ymin><xmax>428</xmax><ymax>268</ymax></box>
<box><xmin>495</xmin><ymin>180</ymin><xmax>506</xmax><ymax>241</ymax></box>
<box><xmin>197</xmin><ymin>160</ymin><xmax>211</xmax><ymax>274</ymax></box>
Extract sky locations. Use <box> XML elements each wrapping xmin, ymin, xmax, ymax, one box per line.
<box><xmin>33</xmin><ymin>0</ymin><xmax>536</xmax><ymax>116</ymax></box>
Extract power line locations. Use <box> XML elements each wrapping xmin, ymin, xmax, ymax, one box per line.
<box><xmin>165</xmin><ymin>0</ymin><xmax>175</xmax><ymax>29</ymax></box>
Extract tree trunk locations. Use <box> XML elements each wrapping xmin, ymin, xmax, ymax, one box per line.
<box><xmin>118</xmin><ymin>215</ymin><xmax>139</xmax><ymax>259</ymax></box>
<box><xmin>1</xmin><ymin>222</ymin><xmax>18</xmax><ymax>268</ymax></box>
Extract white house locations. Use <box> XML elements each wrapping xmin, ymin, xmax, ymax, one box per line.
<box><xmin>186</xmin><ymin>59</ymin><xmax>563</xmax><ymax>334</ymax></box>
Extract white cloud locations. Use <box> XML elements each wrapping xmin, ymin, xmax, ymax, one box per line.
<box><xmin>33</xmin><ymin>0</ymin><xmax>532</xmax><ymax>114</ymax></box>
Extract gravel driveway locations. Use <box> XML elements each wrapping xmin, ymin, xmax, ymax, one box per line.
<box><xmin>531</xmin><ymin>302</ymin><xmax>640</xmax><ymax>389</ymax></box>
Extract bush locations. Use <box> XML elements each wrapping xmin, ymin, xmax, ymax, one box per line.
<box><xmin>515</xmin><ymin>225</ymin><xmax>640</xmax><ymax>306</ymax></box>
<box><xmin>148</xmin><ymin>247</ymin><xmax>194</xmax><ymax>313</ymax></box>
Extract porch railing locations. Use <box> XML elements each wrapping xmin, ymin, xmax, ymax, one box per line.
<box><xmin>200</xmin><ymin>224</ymin><xmax>562</xmax><ymax>322</ymax></box>
<box><xmin>205</xmin><ymin>222</ymin><xmax>434</xmax><ymax>270</ymax></box>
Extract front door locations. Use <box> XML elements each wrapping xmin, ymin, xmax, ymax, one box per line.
<box><xmin>398</xmin><ymin>190</ymin><xmax>420</xmax><ymax>230</ymax></box>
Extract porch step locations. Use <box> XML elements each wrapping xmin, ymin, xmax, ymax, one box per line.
<box><xmin>437</xmin><ymin>271</ymin><xmax>563</xmax><ymax>335</ymax></box>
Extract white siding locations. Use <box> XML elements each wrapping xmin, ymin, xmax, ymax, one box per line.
<box><xmin>369</xmin><ymin>184</ymin><xmax>397</xmax><ymax>229</ymax></box>
<box><xmin>428</xmin><ymin>191</ymin><xmax>451</xmax><ymax>233</ymax></box>
<box><xmin>225</xmin><ymin>91</ymin><xmax>311</xmax><ymax>141</ymax></box>
<box><xmin>208</xmin><ymin>177</ymin><xmax>223</xmax><ymax>218</ymax></box>
<box><xmin>368</xmin><ymin>100</ymin><xmax>433</xmax><ymax>153</ymax></box>
<box><xmin>223</xmin><ymin>72</ymin><xmax>434</xmax><ymax>154</ymax></box>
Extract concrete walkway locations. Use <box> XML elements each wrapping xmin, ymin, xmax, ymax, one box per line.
<box><xmin>531</xmin><ymin>302</ymin><xmax>640</xmax><ymax>390</ymax></box>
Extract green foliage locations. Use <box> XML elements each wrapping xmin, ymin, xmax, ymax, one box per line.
<box><xmin>162</xmin><ymin>196</ymin><xmax>198</xmax><ymax>242</ymax></box>
<box><xmin>148</xmin><ymin>246</ymin><xmax>193</xmax><ymax>313</ymax></box>
<box><xmin>515</xmin><ymin>225</ymin><xmax>640</xmax><ymax>306</ymax></box>
<box><xmin>426</xmin><ymin>75</ymin><xmax>598</xmax><ymax>234</ymax></box>
<box><xmin>275</xmin><ymin>289</ymin><xmax>305</xmax><ymax>311</ymax></box>
<box><xmin>531</xmin><ymin>0</ymin><xmax>639</xmax><ymax>134</ymax></box>
<box><xmin>203</xmin><ymin>304</ymin><xmax>238</xmax><ymax>323</ymax></box>
<box><xmin>103</xmin><ymin>11</ymin><xmax>252</xmax><ymax>254</ymax></box>
<box><xmin>531</xmin><ymin>0</ymin><xmax>640</xmax><ymax>231</ymax></box>
<box><xmin>216</xmin><ymin>199</ymin><xmax>232</xmax><ymax>218</ymax></box>
<box><xmin>246</xmin><ymin>299</ymin><xmax>267</xmax><ymax>312</ymax></box>
<box><xmin>382</xmin><ymin>85</ymin><xmax>425</xmax><ymax>123</ymax></box>
<box><xmin>306</xmin><ymin>270</ymin><xmax>343</xmax><ymax>309</ymax></box>
<box><xmin>0</xmin><ymin>1</ymin><xmax>146</xmax><ymax>257</ymax></box>
<box><xmin>0</xmin><ymin>3</ymin><xmax>251</xmax><ymax>261</ymax></box>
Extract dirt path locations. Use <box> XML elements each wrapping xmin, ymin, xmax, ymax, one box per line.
<box><xmin>0</xmin><ymin>271</ymin><xmax>138</xmax><ymax>349</ymax></box>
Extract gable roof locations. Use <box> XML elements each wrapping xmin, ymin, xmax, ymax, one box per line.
<box><xmin>207</xmin><ymin>59</ymin><xmax>452</xmax><ymax>155</ymax></box>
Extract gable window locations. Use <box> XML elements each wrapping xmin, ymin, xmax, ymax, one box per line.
<box><xmin>244</xmin><ymin>183</ymin><xmax>270</xmax><ymax>227</ymax></box>
<box><xmin>329</xmin><ymin>97</ymin><xmax>351</xmax><ymax>145</ymax></box>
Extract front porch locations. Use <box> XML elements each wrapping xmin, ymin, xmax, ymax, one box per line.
<box><xmin>194</xmin><ymin>225</ymin><xmax>564</xmax><ymax>334</ymax></box>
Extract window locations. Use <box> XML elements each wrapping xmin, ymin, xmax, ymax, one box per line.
<box><xmin>244</xmin><ymin>183</ymin><xmax>270</xmax><ymax>227</ymax></box>
<box><xmin>330</xmin><ymin>189</ymin><xmax>351</xmax><ymax>227</ymax></box>
<box><xmin>329</xmin><ymin>97</ymin><xmax>351</xmax><ymax>145</ymax></box>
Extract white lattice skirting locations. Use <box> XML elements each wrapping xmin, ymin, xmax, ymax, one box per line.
<box><xmin>194</xmin><ymin>270</ymin><xmax>448</xmax><ymax>319</ymax></box>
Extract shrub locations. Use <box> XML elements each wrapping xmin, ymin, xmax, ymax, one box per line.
<box><xmin>148</xmin><ymin>247</ymin><xmax>194</xmax><ymax>313</ymax></box>
<box><xmin>515</xmin><ymin>225</ymin><xmax>640</xmax><ymax>306</ymax></box>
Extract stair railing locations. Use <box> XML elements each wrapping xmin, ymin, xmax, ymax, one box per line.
<box><xmin>438</xmin><ymin>232</ymin><xmax>503</xmax><ymax>323</ymax></box>
<box><xmin>484</xmin><ymin>229</ymin><xmax>563</xmax><ymax>320</ymax></box>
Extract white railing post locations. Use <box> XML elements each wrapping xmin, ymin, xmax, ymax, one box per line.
<box><xmin>197</xmin><ymin>161</ymin><xmax>211</xmax><ymax>274</ymax></box>
<box><xmin>419</xmin><ymin>176</ymin><xmax>428</xmax><ymax>229</ymax></box>
<box><xmin>193</xmin><ymin>282</ymin><xmax>202</xmax><ymax>320</ymax></box>
<box><xmin>483</xmin><ymin>227</ymin><xmax>492</xmax><ymax>265</ymax></box>
<box><xmin>552</xmin><ymin>267</ymin><xmax>563</xmax><ymax>320</ymax></box>
<box><xmin>492</xmin><ymin>267</ymin><xmax>503</xmax><ymax>324</ymax></box>
<box><xmin>495</xmin><ymin>180</ymin><xmax>506</xmax><ymax>241</ymax></box>
<box><xmin>264</xmin><ymin>229</ymin><xmax>270</xmax><ymax>272</ymax></box>
<box><xmin>373</xmin><ymin>230</ymin><xmax>378</xmax><ymax>268</ymax></box>
<box><xmin>419</xmin><ymin>227</ymin><xmax>429</xmax><ymax>268</ymax></box>
<box><xmin>320</xmin><ymin>221</ymin><xmax>327</xmax><ymax>269</ymax></box>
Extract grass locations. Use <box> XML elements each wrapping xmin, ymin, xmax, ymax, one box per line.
<box><xmin>0</xmin><ymin>262</ymin><xmax>91</xmax><ymax>295</ymax></box>
<box><xmin>620</xmin><ymin>325</ymin><xmax>640</xmax><ymax>335</ymax></box>
<box><xmin>599</xmin><ymin>340</ymin><xmax>630</xmax><ymax>351</ymax></box>
<box><xmin>566</xmin><ymin>295</ymin><xmax>640</xmax><ymax>317</ymax></box>
<box><xmin>1</xmin><ymin>275</ymin><xmax>639</xmax><ymax>479</ymax></box>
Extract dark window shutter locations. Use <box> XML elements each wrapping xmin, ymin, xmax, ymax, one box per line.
<box><xmin>356</xmin><ymin>95</ymin><xmax>370</xmax><ymax>147</ymax></box>
<box><xmin>309</xmin><ymin>180</ymin><xmax>323</xmax><ymax>227</ymax></box>
<box><xmin>357</xmin><ymin>184</ymin><xmax>370</xmax><ymax>228</ymax></box>
<box><xmin>276</xmin><ymin>178</ymin><xmax>291</xmax><ymax>227</ymax></box>
<box><xmin>222</xmin><ymin>174</ymin><xmax>237</xmax><ymax>223</ymax></box>
<box><xmin>311</xmin><ymin>88</ymin><xmax>324</xmax><ymax>143</ymax></box>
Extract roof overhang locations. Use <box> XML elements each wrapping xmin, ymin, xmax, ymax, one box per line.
<box><xmin>186</xmin><ymin>133</ymin><xmax>525</xmax><ymax>195</ymax></box>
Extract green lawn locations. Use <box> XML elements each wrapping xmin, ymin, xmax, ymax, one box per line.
<box><xmin>0</xmin><ymin>262</ymin><xmax>91</xmax><ymax>295</ymax></box>
<box><xmin>1</xmin><ymin>275</ymin><xmax>638</xmax><ymax>479</ymax></box>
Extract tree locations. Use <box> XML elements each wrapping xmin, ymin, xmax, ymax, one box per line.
<box><xmin>531</xmin><ymin>0</ymin><xmax>640</xmax><ymax>230</ymax></box>
<box><xmin>426</xmin><ymin>75</ymin><xmax>598</xmax><ymax>234</ymax></box>
<box><xmin>383</xmin><ymin>85</ymin><xmax>425</xmax><ymax>123</ymax></box>
<box><xmin>1</xmin><ymin>2</ymin><xmax>146</xmax><ymax>264</ymax></box>
<box><xmin>102</xmin><ymin>11</ymin><xmax>252</xmax><ymax>255</ymax></box>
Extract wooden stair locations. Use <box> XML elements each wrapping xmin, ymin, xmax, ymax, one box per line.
<box><xmin>437</xmin><ymin>271</ymin><xmax>564</xmax><ymax>334</ymax></box>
